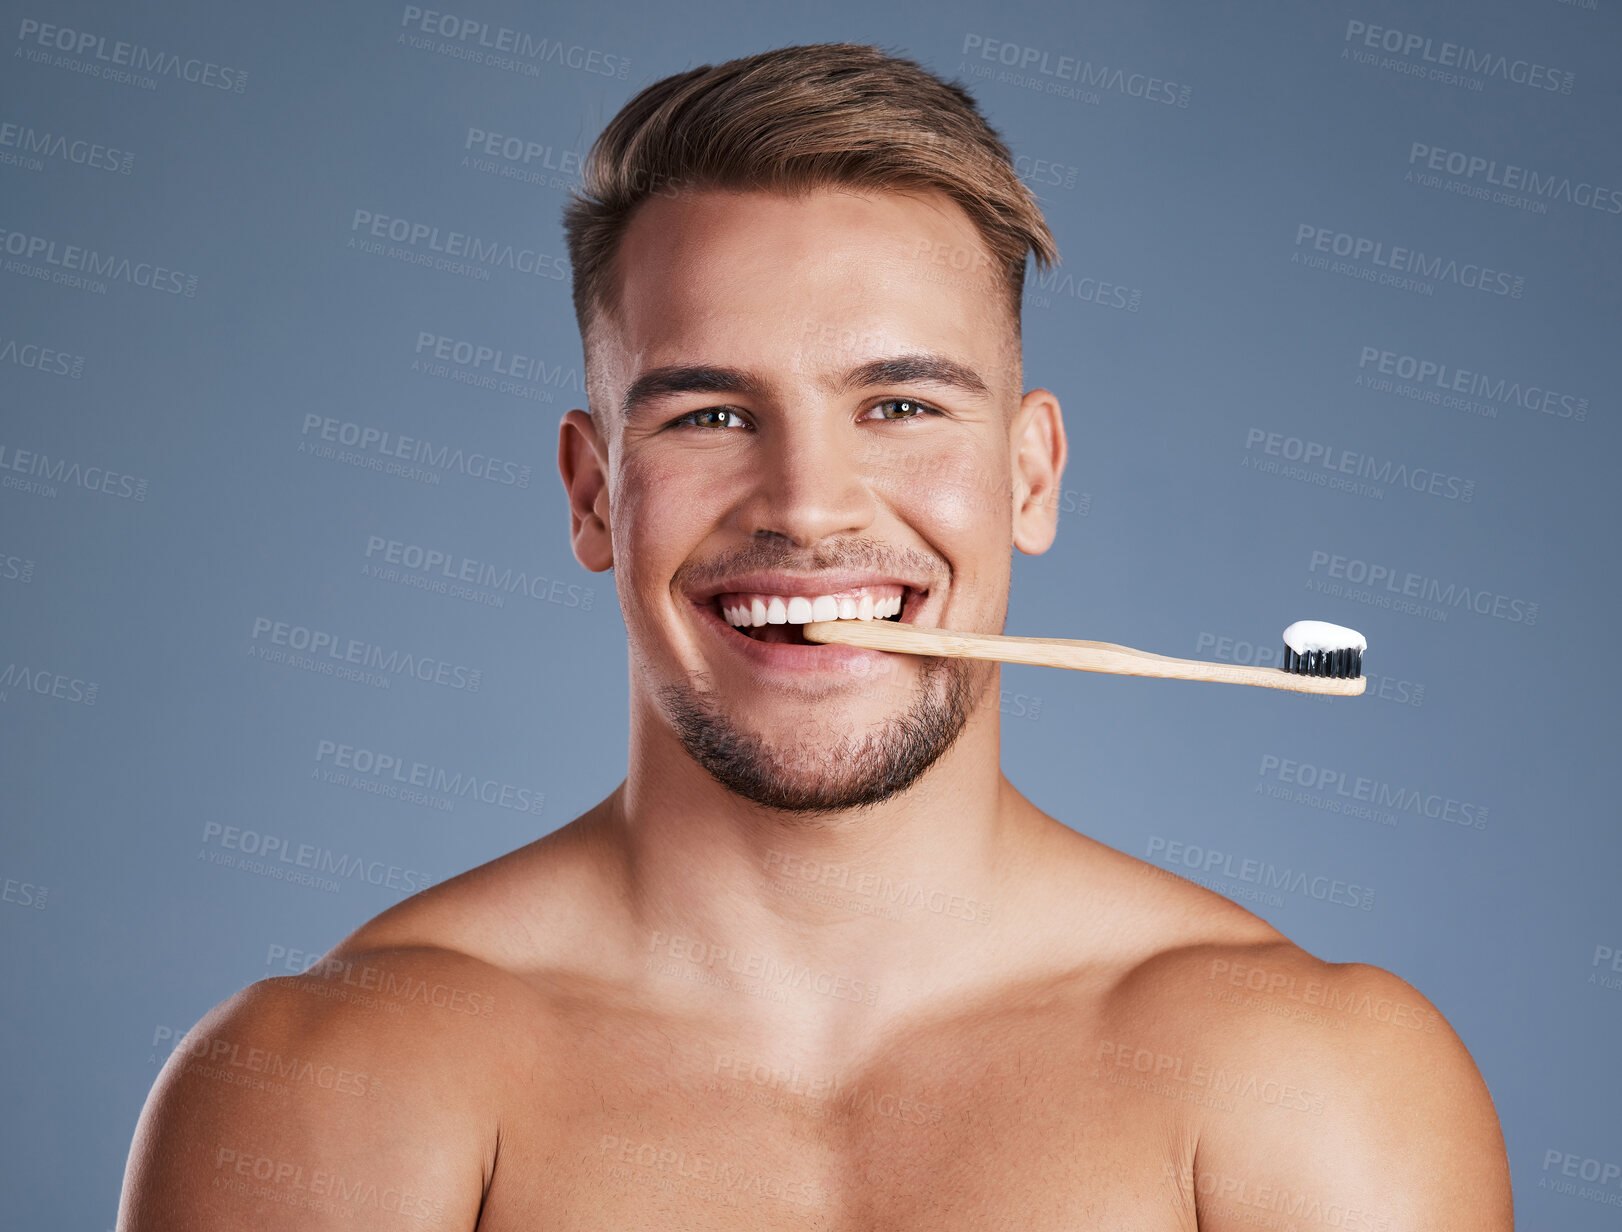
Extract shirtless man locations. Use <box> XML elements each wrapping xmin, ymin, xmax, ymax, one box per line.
<box><xmin>120</xmin><ymin>43</ymin><xmax>1512</xmax><ymax>1230</ymax></box>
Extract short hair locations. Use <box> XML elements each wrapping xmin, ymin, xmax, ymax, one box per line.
<box><xmin>561</xmin><ymin>42</ymin><xmax>1060</xmax><ymax>358</ymax></box>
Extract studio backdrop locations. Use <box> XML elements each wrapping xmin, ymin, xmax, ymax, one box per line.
<box><xmin>1</xmin><ymin>0</ymin><xmax>1617</xmax><ymax>1225</ymax></box>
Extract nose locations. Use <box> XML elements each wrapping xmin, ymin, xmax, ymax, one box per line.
<box><xmin>734</xmin><ymin>411</ymin><xmax>876</xmax><ymax>547</ymax></box>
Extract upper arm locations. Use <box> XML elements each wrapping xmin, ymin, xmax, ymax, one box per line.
<box><xmin>1190</xmin><ymin>961</ymin><xmax>1512</xmax><ymax>1232</ymax></box>
<box><xmin>118</xmin><ymin>949</ymin><xmax>509</xmax><ymax>1231</ymax></box>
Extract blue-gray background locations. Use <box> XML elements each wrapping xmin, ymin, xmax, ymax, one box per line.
<box><xmin>1</xmin><ymin>0</ymin><xmax>1617</xmax><ymax>1224</ymax></box>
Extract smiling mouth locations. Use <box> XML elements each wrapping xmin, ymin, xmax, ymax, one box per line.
<box><xmin>713</xmin><ymin>586</ymin><xmax>917</xmax><ymax>646</ymax></box>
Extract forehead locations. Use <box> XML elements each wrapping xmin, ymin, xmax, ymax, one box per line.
<box><xmin>603</xmin><ymin>186</ymin><xmax>1012</xmax><ymax>389</ymax></box>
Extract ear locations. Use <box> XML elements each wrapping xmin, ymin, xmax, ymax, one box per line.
<box><xmin>1009</xmin><ymin>387</ymin><xmax>1067</xmax><ymax>556</ymax></box>
<box><xmin>558</xmin><ymin>408</ymin><xmax>614</xmax><ymax>572</ymax></box>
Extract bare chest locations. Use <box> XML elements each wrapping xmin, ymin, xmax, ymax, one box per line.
<box><xmin>476</xmin><ymin>1016</ymin><xmax>1197</xmax><ymax>1231</ymax></box>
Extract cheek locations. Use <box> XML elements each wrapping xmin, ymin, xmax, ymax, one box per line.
<box><xmin>876</xmin><ymin>447</ymin><xmax>1014</xmax><ymax>612</ymax></box>
<box><xmin>884</xmin><ymin>450</ymin><xmax>1012</xmax><ymax>541</ymax></box>
<box><xmin>614</xmin><ymin>452</ymin><xmax>727</xmax><ymax>589</ymax></box>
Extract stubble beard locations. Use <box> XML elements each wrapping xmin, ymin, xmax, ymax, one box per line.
<box><xmin>655</xmin><ymin>654</ymin><xmax>988</xmax><ymax>819</ymax></box>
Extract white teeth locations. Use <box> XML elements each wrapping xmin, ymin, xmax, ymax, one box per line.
<box><xmin>718</xmin><ymin>589</ymin><xmax>913</xmax><ymax>627</ymax></box>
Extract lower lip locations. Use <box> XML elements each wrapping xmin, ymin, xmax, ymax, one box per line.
<box><xmin>690</xmin><ymin>593</ymin><xmax>929</xmax><ymax>673</ymax></box>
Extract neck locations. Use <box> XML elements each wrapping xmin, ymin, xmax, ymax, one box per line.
<box><xmin>604</xmin><ymin>678</ymin><xmax>1043</xmax><ymax>1039</ymax></box>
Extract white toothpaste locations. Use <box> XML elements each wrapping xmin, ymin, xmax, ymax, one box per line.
<box><xmin>1282</xmin><ymin>620</ymin><xmax>1367</xmax><ymax>654</ymax></box>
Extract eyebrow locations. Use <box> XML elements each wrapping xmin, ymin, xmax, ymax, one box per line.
<box><xmin>619</xmin><ymin>352</ymin><xmax>990</xmax><ymax>420</ymax></box>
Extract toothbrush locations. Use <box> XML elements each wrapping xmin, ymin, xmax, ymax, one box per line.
<box><xmin>800</xmin><ymin>618</ymin><xmax>1367</xmax><ymax>696</ymax></box>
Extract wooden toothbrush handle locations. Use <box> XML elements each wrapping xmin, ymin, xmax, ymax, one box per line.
<box><xmin>800</xmin><ymin>621</ymin><xmax>1367</xmax><ymax>697</ymax></box>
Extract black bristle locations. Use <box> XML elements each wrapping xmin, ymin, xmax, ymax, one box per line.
<box><xmin>1283</xmin><ymin>640</ymin><xmax>1364</xmax><ymax>678</ymax></box>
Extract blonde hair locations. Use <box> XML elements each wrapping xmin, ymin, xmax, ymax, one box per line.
<box><xmin>562</xmin><ymin>42</ymin><xmax>1059</xmax><ymax>352</ymax></box>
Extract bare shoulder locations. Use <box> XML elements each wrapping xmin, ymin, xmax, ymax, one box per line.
<box><xmin>125</xmin><ymin>806</ymin><xmax>619</xmax><ymax>1223</ymax></box>
<box><xmin>329</xmin><ymin>810</ymin><xmax>621</xmax><ymax>976</ymax></box>
<box><xmin>1086</xmin><ymin>847</ymin><xmax>1512</xmax><ymax>1231</ymax></box>
<box><xmin>120</xmin><ymin>939</ymin><xmax>532</xmax><ymax>1229</ymax></box>
<box><xmin>122</xmin><ymin>816</ymin><xmax>622</xmax><ymax>1226</ymax></box>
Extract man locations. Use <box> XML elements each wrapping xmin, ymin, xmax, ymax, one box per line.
<box><xmin>121</xmin><ymin>43</ymin><xmax>1512</xmax><ymax>1229</ymax></box>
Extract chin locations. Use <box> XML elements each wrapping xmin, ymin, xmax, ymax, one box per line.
<box><xmin>653</xmin><ymin>650</ymin><xmax>988</xmax><ymax>816</ymax></box>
